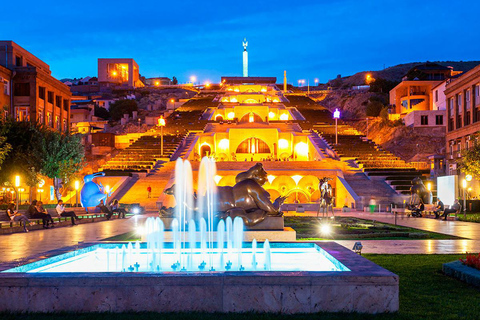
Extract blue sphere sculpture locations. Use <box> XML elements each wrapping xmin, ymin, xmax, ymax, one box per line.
<box><xmin>80</xmin><ymin>172</ymin><xmax>107</xmax><ymax>209</ymax></box>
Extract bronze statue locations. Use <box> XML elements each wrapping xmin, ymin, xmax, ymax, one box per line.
<box><xmin>409</xmin><ymin>177</ymin><xmax>432</xmax><ymax>206</ymax></box>
<box><xmin>218</xmin><ymin>163</ymin><xmax>285</xmax><ymax>226</ymax></box>
<box><xmin>160</xmin><ymin>163</ymin><xmax>285</xmax><ymax>226</ymax></box>
<box><xmin>317</xmin><ymin>177</ymin><xmax>334</xmax><ymax>218</ymax></box>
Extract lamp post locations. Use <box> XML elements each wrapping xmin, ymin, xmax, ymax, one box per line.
<box><xmin>74</xmin><ymin>180</ymin><xmax>80</xmax><ymax>207</ymax></box>
<box><xmin>462</xmin><ymin>178</ymin><xmax>467</xmax><ymax>218</ymax></box>
<box><xmin>158</xmin><ymin>116</ymin><xmax>166</xmax><ymax>156</ymax></box>
<box><xmin>14</xmin><ymin>175</ymin><xmax>20</xmax><ymax>210</ymax></box>
<box><xmin>333</xmin><ymin>108</ymin><xmax>340</xmax><ymax>145</ymax></box>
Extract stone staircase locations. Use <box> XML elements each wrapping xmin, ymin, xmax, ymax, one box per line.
<box><xmin>345</xmin><ymin>172</ymin><xmax>406</xmax><ymax>209</ymax></box>
<box><xmin>118</xmin><ymin>162</ymin><xmax>176</xmax><ymax>210</ymax></box>
<box><xmin>170</xmin><ymin>132</ymin><xmax>198</xmax><ymax>161</ymax></box>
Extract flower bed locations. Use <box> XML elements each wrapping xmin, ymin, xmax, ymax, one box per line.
<box><xmin>460</xmin><ymin>252</ymin><xmax>480</xmax><ymax>270</ymax></box>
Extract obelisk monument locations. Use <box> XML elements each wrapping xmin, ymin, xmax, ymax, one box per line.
<box><xmin>243</xmin><ymin>38</ymin><xmax>248</xmax><ymax>77</ymax></box>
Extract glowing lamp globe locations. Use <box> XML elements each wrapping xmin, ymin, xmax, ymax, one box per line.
<box><xmin>333</xmin><ymin>109</ymin><xmax>340</xmax><ymax>119</ymax></box>
<box><xmin>158</xmin><ymin>117</ymin><xmax>166</xmax><ymax>127</ymax></box>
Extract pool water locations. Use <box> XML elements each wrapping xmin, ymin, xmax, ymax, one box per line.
<box><xmin>3</xmin><ymin>242</ymin><xmax>349</xmax><ymax>273</ymax></box>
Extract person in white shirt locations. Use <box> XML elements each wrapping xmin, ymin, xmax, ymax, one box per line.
<box><xmin>56</xmin><ymin>200</ymin><xmax>78</xmax><ymax>225</ymax></box>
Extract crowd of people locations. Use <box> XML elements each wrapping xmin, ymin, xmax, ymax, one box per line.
<box><xmin>4</xmin><ymin>198</ymin><xmax>128</xmax><ymax>233</ymax></box>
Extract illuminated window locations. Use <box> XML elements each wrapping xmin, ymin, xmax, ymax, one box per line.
<box><xmin>236</xmin><ymin>138</ymin><xmax>270</xmax><ymax>153</ymax></box>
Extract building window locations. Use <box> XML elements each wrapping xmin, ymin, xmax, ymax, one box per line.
<box><xmin>435</xmin><ymin>90</ymin><xmax>438</xmax><ymax>102</ymax></box>
<box><xmin>458</xmin><ymin>94</ymin><xmax>462</xmax><ymax>113</ymax></box>
<box><xmin>449</xmin><ymin>141</ymin><xmax>454</xmax><ymax>155</ymax></box>
<box><xmin>14</xmin><ymin>83</ymin><xmax>30</xmax><ymax>96</ymax></box>
<box><xmin>56</xmin><ymin>96</ymin><xmax>62</xmax><ymax>108</ymax></box>
<box><xmin>420</xmin><ymin>115</ymin><xmax>429</xmax><ymax>125</ymax></box>
<box><xmin>2</xmin><ymin>79</ymin><xmax>9</xmax><ymax>95</ymax></box>
<box><xmin>475</xmin><ymin>85</ymin><xmax>480</xmax><ymax>102</ymax></box>
<box><xmin>436</xmin><ymin>115</ymin><xmax>443</xmax><ymax>125</ymax></box>
<box><xmin>15</xmin><ymin>56</ymin><xmax>23</xmax><ymax>67</ymax></box>
<box><xmin>47</xmin><ymin>91</ymin><xmax>54</xmax><ymax>104</ymax></box>
<box><xmin>63</xmin><ymin>99</ymin><xmax>69</xmax><ymax>112</ymax></box>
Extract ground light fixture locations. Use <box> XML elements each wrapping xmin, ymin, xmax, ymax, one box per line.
<box><xmin>352</xmin><ymin>242</ymin><xmax>363</xmax><ymax>255</ymax></box>
<box><xmin>319</xmin><ymin>223</ymin><xmax>332</xmax><ymax>235</ymax></box>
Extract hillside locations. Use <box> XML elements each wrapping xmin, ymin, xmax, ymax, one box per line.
<box><xmin>338</xmin><ymin>60</ymin><xmax>480</xmax><ymax>86</ymax></box>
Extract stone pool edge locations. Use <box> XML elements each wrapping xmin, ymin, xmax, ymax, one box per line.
<box><xmin>0</xmin><ymin>241</ymin><xmax>399</xmax><ymax>314</ymax></box>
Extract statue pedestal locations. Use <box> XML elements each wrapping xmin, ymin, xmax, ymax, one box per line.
<box><xmin>156</xmin><ymin>216</ymin><xmax>294</xmax><ymax>241</ymax></box>
<box><xmin>159</xmin><ymin>216</ymin><xmax>283</xmax><ymax>231</ymax></box>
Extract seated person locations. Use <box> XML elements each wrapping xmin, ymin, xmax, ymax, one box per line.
<box><xmin>442</xmin><ymin>199</ymin><xmax>461</xmax><ymax>220</ymax></box>
<box><xmin>434</xmin><ymin>198</ymin><xmax>444</xmax><ymax>219</ymax></box>
<box><xmin>6</xmin><ymin>203</ymin><xmax>30</xmax><ymax>232</ymax></box>
<box><xmin>412</xmin><ymin>199</ymin><xmax>425</xmax><ymax>217</ymax></box>
<box><xmin>56</xmin><ymin>200</ymin><xmax>79</xmax><ymax>226</ymax></box>
<box><xmin>96</xmin><ymin>199</ymin><xmax>113</xmax><ymax>220</ymax></box>
<box><xmin>31</xmin><ymin>200</ymin><xmax>55</xmax><ymax>228</ymax></box>
<box><xmin>26</xmin><ymin>200</ymin><xmax>37</xmax><ymax>219</ymax></box>
<box><xmin>109</xmin><ymin>199</ymin><xmax>127</xmax><ymax>219</ymax></box>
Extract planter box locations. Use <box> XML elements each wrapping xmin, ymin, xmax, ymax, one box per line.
<box><xmin>443</xmin><ymin>260</ymin><xmax>480</xmax><ymax>288</ymax></box>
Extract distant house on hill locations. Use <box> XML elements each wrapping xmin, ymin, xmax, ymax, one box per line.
<box><xmin>389</xmin><ymin>62</ymin><xmax>465</xmax><ymax>129</ymax></box>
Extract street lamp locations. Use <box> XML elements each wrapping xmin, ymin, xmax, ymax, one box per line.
<box><xmin>18</xmin><ymin>188</ymin><xmax>25</xmax><ymax>205</ymax></box>
<box><xmin>333</xmin><ymin>108</ymin><xmax>341</xmax><ymax>145</ymax></box>
<box><xmin>14</xmin><ymin>175</ymin><xmax>20</xmax><ymax>210</ymax></box>
<box><xmin>158</xmin><ymin>116</ymin><xmax>166</xmax><ymax>156</ymax></box>
<box><xmin>462</xmin><ymin>178</ymin><xmax>467</xmax><ymax>218</ymax></box>
<box><xmin>314</xmin><ymin>78</ymin><xmax>319</xmax><ymax>86</ymax></box>
<box><xmin>190</xmin><ymin>76</ymin><xmax>197</xmax><ymax>85</ymax></box>
<box><xmin>74</xmin><ymin>180</ymin><xmax>80</xmax><ymax>207</ymax></box>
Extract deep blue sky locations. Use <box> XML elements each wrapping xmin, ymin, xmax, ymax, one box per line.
<box><xmin>4</xmin><ymin>0</ymin><xmax>478</xmax><ymax>84</ymax></box>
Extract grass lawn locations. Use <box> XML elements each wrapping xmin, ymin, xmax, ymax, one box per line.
<box><xmin>285</xmin><ymin>216</ymin><xmax>458</xmax><ymax>240</ymax></box>
<box><xmin>1</xmin><ymin>255</ymin><xmax>479</xmax><ymax>319</ymax></box>
<box><xmin>458</xmin><ymin>213</ymin><xmax>480</xmax><ymax>223</ymax></box>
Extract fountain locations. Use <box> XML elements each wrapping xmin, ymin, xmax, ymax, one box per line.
<box><xmin>0</xmin><ymin>157</ymin><xmax>399</xmax><ymax>313</ymax></box>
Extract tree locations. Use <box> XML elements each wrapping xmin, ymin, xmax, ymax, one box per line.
<box><xmin>172</xmin><ymin>76</ymin><xmax>178</xmax><ymax>85</ymax></box>
<box><xmin>38</xmin><ymin>131</ymin><xmax>85</xmax><ymax>201</ymax></box>
<box><xmin>109</xmin><ymin>99</ymin><xmax>138</xmax><ymax>121</ymax></box>
<box><xmin>459</xmin><ymin>140</ymin><xmax>480</xmax><ymax>178</ymax></box>
<box><xmin>0</xmin><ymin>119</ymin><xmax>44</xmax><ymax>187</ymax></box>
<box><xmin>94</xmin><ymin>105</ymin><xmax>111</xmax><ymax>120</ymax></box>
<box><xmin>0</xmin><ymin>136</ymin><xmax>12</xmax><ymax>171</ymax></box>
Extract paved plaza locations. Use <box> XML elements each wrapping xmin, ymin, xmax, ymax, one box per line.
<box><xmin>1</xmin><ymin>211</ymin><xmax>479</xmax><ymax>265</ymax></box>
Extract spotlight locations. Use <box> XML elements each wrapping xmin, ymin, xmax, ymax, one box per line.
<box><xmin>132</xmin><ymin>207</ymin><xmax>140</xmax><ymax>214</ymax></box>
<box><xmin>135</xmin><ymin>226</ymin><xmax>145</xmax><ymax>235</ymax></box>
<box><xmin>320</xmin><ymin>223</ymin><xmax>331</xmax><ymax>235</ymax></box>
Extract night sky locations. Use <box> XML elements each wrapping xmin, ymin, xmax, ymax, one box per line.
<box><xmin>4</xmin><ymin>0</ymin><xmax>478</xmax><ymax>84</ymax></box>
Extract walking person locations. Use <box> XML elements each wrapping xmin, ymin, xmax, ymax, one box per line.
<box><xmin>6</xmin><ymin>203</ymin><xmax>30</xmax><ymax>232</ymax></box>
<box><xmin>369</xmin><ymin>197</ymin><xmax>376</xmax><ymax>213</ymax></box>
<box><xmin>147</xmin><ymin>186</ymin><xmax>152</xmax><ymax>198</ymax></box>
<box><xmin>56</xmin><ymin>200</ymin><xmax>79</xmax><ymax>225</ymax></box>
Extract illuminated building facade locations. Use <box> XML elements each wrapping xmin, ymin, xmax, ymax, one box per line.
<box><xmin>98</xmin><ymin>58</ymin><xmax>144</xmax><ymax>89</ymax></box>
<box><xmin>444</xmin><ymin>63</ymin><xmax>480</xmax><ymax>175</ymax></box>
<box><xmin>0</xmin><ymin>41</ymin><xmax>71</xmax><ymax>132</ymax></box>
